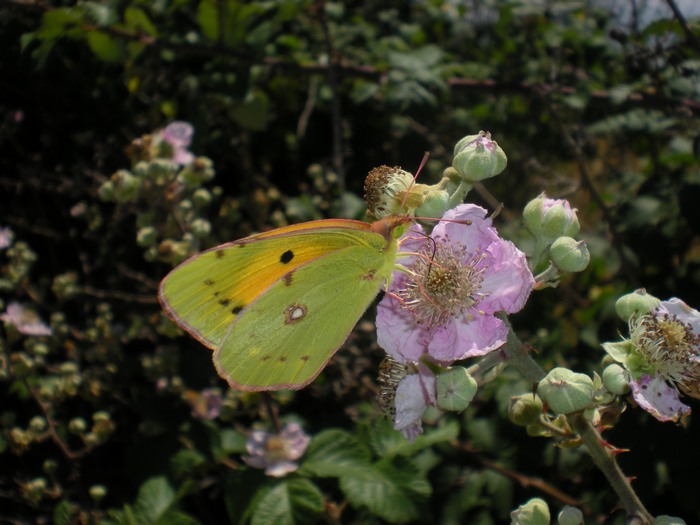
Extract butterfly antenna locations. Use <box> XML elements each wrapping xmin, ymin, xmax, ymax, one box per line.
<box><xmin>397</xmin><ymin>151</ymin><xmax>431</xmax><ymax>213</ymax></box>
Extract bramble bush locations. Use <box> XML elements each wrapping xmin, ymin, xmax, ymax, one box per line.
<box><xmin>1</xmin><ymin>1</ymin><xmax>699</xmax><ymax>524</ymax></box>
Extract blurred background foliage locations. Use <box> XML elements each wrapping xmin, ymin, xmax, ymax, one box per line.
<box><xmin>1</xmin><ymin>0</ymin><xmax>699</xmax><ymax>523</ymax></box>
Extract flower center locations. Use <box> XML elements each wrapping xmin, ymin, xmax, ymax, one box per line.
<box><xmin>399</xmin><ymin>239</ymin><xmax>485</xmax><ymax>327</ymax></box>
<box><xmin>631</xmin><ymin>313</ymin><xmax>700</xmax><ymax>397</ymax></box>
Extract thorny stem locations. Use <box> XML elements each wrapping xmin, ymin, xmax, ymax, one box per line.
<box><xmin>498</xmin><ymin>314</ymin><xmax>654</xmax><ymax>524</ymax></box>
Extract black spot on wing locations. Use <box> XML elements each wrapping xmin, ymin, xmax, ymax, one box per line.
<box><xmin>232</xmin><ymin>305</ymin><xmax>245</xmax><ymax>315</ymax></box>
<box><xmin>203</xmin><ymin>278</ymin><xmax>215</xmax><ymax>286</ymax></box>
<box><xmin>219</xmin><ymin>298</ymin><xmax>231</xmax><ymax>307</ymax></box>
<box><xmin>280</xmin><ymin>250</ymin><xmax>294</xmax><ymax>264</ymax></box>
<box><xmin>215</xmin><ymin>250</ymin><xmax>225</xmax><ymax>258</ymax></box>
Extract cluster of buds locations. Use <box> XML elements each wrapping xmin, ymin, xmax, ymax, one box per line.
<box><xmin>523</xmin><ymin>193</ymin><xmax>589</xmax><ymax>280</ymax></box>
<box><xmin>96</xmin><ymin>122</ymin><xmax>219</xmax><ymax>264</ymax></box>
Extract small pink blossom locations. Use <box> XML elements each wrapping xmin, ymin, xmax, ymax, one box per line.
<box><xmin>155</xmin><ymin>121</ymin><xmax>195</xmax><ymax>165</ymax></box>
<box><xmin>242</xmin><ymin>423</ymin><xmax>311</xmax><ymax>477</ymax></box>
<box><xmin>185</xmin><ymin>388</ymin><xmax>223</xmax><ymax>420</ymax></box>
<box><xmin>0</xmin><ymin>227</ymin><xmax>13</xmax><ymax>250</ymax></box>
<box><xmin>0</xmin><ymin>302</ymin><xmax>52</xmax><ymax>336</ymax></box>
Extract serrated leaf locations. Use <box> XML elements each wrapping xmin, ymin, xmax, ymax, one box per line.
<box><xmin>250</xmin><ymin>479</ymin><xmax>324</xmax><ymax>525</ymax></box>
<box><xmin>339</xmin><ymin>456</ymin><xmax>430</xmax><ymax>523</ymax></box>
<box><xmin>298</xmin><ymin>428</ymin><xmax>371</xmax><ymax>477</ymax></box>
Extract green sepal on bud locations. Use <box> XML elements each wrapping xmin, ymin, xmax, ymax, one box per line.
<box><xmin>452</xmin><ymin>131</ymin><xmax>507</xmax><ymax>182</ymax></box>
<box><xmin>602</xmin><ymin>364</ymin><xmax>630</xmax><ymax>395</ymax></box>
<box><xmin>508</xmin><ymin>394</ymin><xmax>544</xmax><ymax>426</ymax></box>
<box><xmin>537</xmin><ymin>368</ymin><xmax>594</xmax><ymax>415</ymax></box>
<box><xmin>436</xmin><ymin>367</ymin><xmax>477</xmax><ymax>412</ymax></box>
<box><xmin>550</xmin><ymin>237</ymin><xmax>589</xmax><ymax>273</ymax></box>
<box><xmin>615</xmin><ymin>289</ymin><xmax>660</xmax><ymax>321</ymax></box>
<box><xmin>510</xmin><ymin>498</ymin><xmax>550</xmax><ymax>525</ymax></box>
<box><xmin>557</xmin><ymin>506</ymin><xmax>584</xmax><ymax>525</ymax></box>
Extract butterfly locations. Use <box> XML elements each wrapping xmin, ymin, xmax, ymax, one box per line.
<box><xmin>158</xmin><ymin>217</ymin><xmax>410</xmax><ymax>391</ymax></box>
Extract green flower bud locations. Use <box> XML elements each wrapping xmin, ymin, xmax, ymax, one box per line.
<box><xmin>110</xmin><ymin>170</ymin><xmax>141</xmax><ymax>202</ymax></box>
<box><xmin>29</xmin><ymin>416</ymin><xmax>47</xmax><ymax>433</ymax></box>
<box><xmin>97</xmin><ymin>181</ymin><xmax>115</xmax><ymax>202</ymax></box>
<box><xmin>615</xmin><ymin>289</ymin><xmax>660</xmax><ymax>321</ymax></box>
<box><xmin>69</xmin><ymin>418</ymin><xmax>87</xmax><ymax>435</ymax></box>
<box><xmin>602</xmin><ymin>364</ymin><xmax>630</xmax><ymax>395</ymax></box>
<box><xmin>192</xmin><ymin>188</ymin><xmax>213</xmax><ymax>207</ymax></box>
<box><xmin>523</xmin><ymin>193</ymin><xmax>579</xmax><ymax>240</ymax></box>
<box><xmin>537</xmin><ymin>368</ymin><xmax>594</xmax><ymax>415</ymax></box>
<box><xmin>508</xmin><ymin>394</ymin><xmax>544</xmax><ymax>426</ymax></box>
<box><xmin>550</xmin><ymin>237</ymin><xmax>589</xmax><ymax>273</ymax></box>
<box><xmin>452</xmin><ymin>131</ymin><xmax>507</xmax><ymax>182</ymax></box>
<box><xmin>52</xmin><ymin>272</ymin><xmax>79</xmax><ymax>301</ymax></box>
<box><xmin>190</xmin><ymin>218</ymin><xmax>211</xmax><ymax>239</ymax></box>
<box><xmin>178</xmin><ymin>157</ymin><xmax>215</xmax><ymax>188</ymax></box>
<box><xmin>436</xmin><ymin>367</ymin><xmax>478</xmax><ymax>412</ymax></box>
<box><xmin>136</xmin><ymin>226</ymin><xmax>158</xmax><ymax>247</ymax></box>
<box><xmin>89</xmin><ymin>485</ymin><xmax>107</xmax><ymax>502</ymax></box>
<box><xmin>511</xmin><ymin>497</ymin><xmax>550</xmax><ymax>525</ymax></box>
<box><xmin>557</xmin><ymin>506</ymin><xmax>584</xmax><ymax>525</ymax></box>
<box><xmin>43</xmin><ymin>459</ymin><xmax>58</xmax><ymax>474</ymax></box>
<box><xmin>145</xmin><ymin>159</ymin><xmax>179</xmax><ymax>184</ymax></box>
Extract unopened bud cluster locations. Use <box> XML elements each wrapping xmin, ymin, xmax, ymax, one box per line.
<box><xmin>96</xmin><ymin>122</ymin><xmax>218</xmax><ymax>264</ymax></box>
<box><xmin>523</xmin><ymin>193</ymin><xmax>589</xmax><ymax>275</ymax></box>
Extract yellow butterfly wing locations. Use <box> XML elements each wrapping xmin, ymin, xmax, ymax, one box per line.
<box><xmin>158</xmin><ymin>219</ymin><xmax>399</xmax><ymax>390</ymax></box>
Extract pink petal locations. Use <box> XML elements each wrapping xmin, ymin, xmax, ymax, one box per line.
<box><xmin>478</xmin><ymin>240</ymin><xmax>534</xmax><ymax>314</ymax></box>
<box><xmin>630</xmin><ymin>375</ymin><xmax>691</xmax><ymax>423</ymax></box>
<box><xmin>376</xmin><ymin>294</ymin><xmax>428</xmax><ymax>363</ymax></box>
<box><xmin>393</xmin><ymin>364</ymin><xmax>436</xmax><ymax>442</ymax></box>
<box><xmin>433</xmin><ymin>204</ymin><xmax>500</xmax><ymax>251</ymax></box>
<box><xmin>428</xmin><ymin>313</ymin><xmax>507</xmax><ymax>362</ymax></box>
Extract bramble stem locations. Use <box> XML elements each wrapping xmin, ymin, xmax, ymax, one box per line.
<box><xmin>499</xmin><ymin>315</ymin><xmax>653</xmax><ymax>524</ymax></box>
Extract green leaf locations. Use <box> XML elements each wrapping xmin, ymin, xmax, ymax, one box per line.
<box><xmin>339</xmin><ymin>456</ymin><xmax>430</xmax><ymax>523</ymax></box>
<box><xmin>134</xmin><ymin>477</ymin><xmax>177</xmax><ymax>523</ymax></box>
<box><xmin>223</xmin><ymin>469</ymin><xmax>267</xmax><ymax>525</ymax></box>
<box><xmin>250</xmin><ymin>479</ymin><xmax>324</xmax><ymax>525</ymax></box>
<box><xmin>53</xmin><ymin>500</ymin><xmax>75</xmax><ymax>525</ymax></box>
<box><xmin>170</xmin><ymin>448</ymin><xmax>206</xmax><ymax>478</ymax></box>
<box><xmin>125</xmin><ymin>7</ymin><xmax>157</xmax><ymax>37</ymax></box>
<box><xmin>369</xmin><ymin>418</ymin><xmax>459</xmax><ymax>458</ymax></box>
<box><xmin>86</xmin><ymin>32</ymin><xmax>125</xmax><ymax>63</ymax></box>
<box><xmin>298</xmin><ymin>428</ymin><xmax>371</xmax><ymax>477</ymax></box>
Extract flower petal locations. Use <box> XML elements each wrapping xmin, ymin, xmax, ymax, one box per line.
<box><xmin>433</xmin><ymin>204</ymin><xmax>500</xmax><ymax>251</ymax></box>
<box><xmin>393</xmin><ymin>364</ymin><xmax>436</xmax><ymax>442</ymax></box>
<box><xmin>428</xmin><ymin>313</ymin><xmax>507</xmax><ymax>362</ymax></box>
<box><xmin>478</xmin><ymin>240</ymin><xmax>534</xmax><ymax>314</ymax></box>
<box><xmin>377</xmin><ymin>294</ymin><xmax>428</xmax><ymax>363</ymax></box>
<box><xmin>630</xmin><ymin>375</ymin><xmax>691</xmax><ymax>423</ymax></box>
